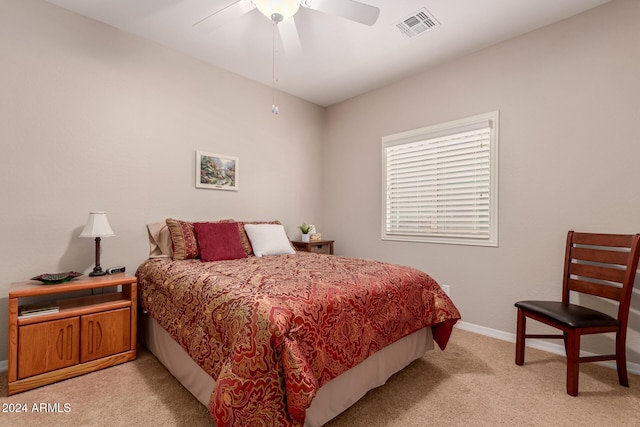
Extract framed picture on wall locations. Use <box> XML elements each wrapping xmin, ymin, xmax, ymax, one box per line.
<box><xmin>195</xmin><ymin>151</ymin><xmax>239</xmax><ymax>191</ymax></box>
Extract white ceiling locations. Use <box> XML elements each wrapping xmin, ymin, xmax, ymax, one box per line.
<box><xmin>45</xmin><ymin>0</ymin><xmax>611</xmax><ymax>107</ymax></box>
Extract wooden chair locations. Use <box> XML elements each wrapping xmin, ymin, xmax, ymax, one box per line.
<box><xmin>515</xmin><ymin>231</ymin><xmax>640</xmax><ymax>396</ymax></box>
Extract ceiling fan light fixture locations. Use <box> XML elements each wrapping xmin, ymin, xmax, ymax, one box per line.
<box><xmin>254</xmin><ymin>0</ymin><xmax>300</xmax><ymax>22</ymax></box>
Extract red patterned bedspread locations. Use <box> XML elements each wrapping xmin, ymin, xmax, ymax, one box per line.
<box><xmin>136</xmin><ymin>252</ymin><xmax>460</xmax><ymax>426</ymax></box>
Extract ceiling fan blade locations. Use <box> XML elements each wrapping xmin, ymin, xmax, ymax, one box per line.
<box><xmin>302</xmin><ymin>0</ymin><xmax>380</xmax><ymax>26</ymax></box>
<box><xmin>192</xmin><ymin>0</ymin><xmax>256</xmax><ymax>34</ymax></box>
<box><xmin>278</xmin><ymin>17</ymin><xmax>302</xmax><ymax>56</ymax></box>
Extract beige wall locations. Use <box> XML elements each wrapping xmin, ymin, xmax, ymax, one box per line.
<box><xmin>0</xmin><ymin>0</ymin><xmax>325</xmax><ymax>360</ymax></box>
<box><xmin>1</xmin><ymin>0</ymin><xmax>639</xmax><ymax>368</ymax></box>
<box><xmin>323</xmin><ymin>0</ymin><xmax>640</xmax><ymax>363</ymax></box>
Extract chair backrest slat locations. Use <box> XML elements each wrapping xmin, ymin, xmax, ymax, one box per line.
<box><xmin>567</xmin><ymin>278</ymin><xmax>623</xmax><ymax>300</ymax></box>
<box><xmin>571</xmin><ymin>232</ymin><xmax>634</xmax><ymax>248</ymax></box>
<box><xmin>571</xmin><ymin>247</ymin><xmax>630</xmax><ymax>266</ymax></box>
<box><xmin>569</xmin><ymin>262</ymin><xmax>626</xmax><ymax>284</ymax></box>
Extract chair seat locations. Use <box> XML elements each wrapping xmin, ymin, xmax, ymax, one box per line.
<box><xmin>515</xmin><ymin>300</ymin><xmax>618</xmax><ymax>329</ymax></box>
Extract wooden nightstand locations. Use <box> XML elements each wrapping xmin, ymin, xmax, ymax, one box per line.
<box><xmin>7</xmin><ymin>273</ymin><xmax>137</xmax><ymax>395</ymax></box>
<box><xmin>292</xmin><ymin>240</ymin><xmax>334</xmax><ymax>255</ymax></box>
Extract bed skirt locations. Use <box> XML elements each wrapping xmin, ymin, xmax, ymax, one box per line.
<box><xmin>141</xmin><ymin>312</ymin><xmax>434</xmax><ymax>426</ymax></box>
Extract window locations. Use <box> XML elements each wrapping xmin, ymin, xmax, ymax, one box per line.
<box><xmin>382</xmin><ymin>111</ymin><xmax>499</xmax><ymax>246</ymax></box>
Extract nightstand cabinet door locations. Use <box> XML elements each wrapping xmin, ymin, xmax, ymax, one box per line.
<box><xmin>18</xmin><ymin>317</ymin><xmax>80</xmax><ymax>379</ymax></box>
<box><xmin>80</xmin><ymin>308</ymin><xmax>131</xmax><ymax>363</ymax></box>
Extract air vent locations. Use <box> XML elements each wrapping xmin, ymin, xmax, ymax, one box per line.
<box><xmin>396</xmin><ymin>7</ymin><xmax>440</xmax><ymax>38</ymax></box>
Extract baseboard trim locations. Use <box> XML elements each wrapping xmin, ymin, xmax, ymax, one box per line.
<box><xmin>455</xmin><ymin>320</ymin><xmax>640</xmax><ymax>376</ymax></box>
<box><xmin>0</xmin><ymin>360</ymin><xmax>7</xmax><ymax>373</ymax></box>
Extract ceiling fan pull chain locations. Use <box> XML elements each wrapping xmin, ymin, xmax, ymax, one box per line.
<box><xmin>271</xmin><ymin>14</ymin><xmax>282</xmax><ymax>115</ymax></box>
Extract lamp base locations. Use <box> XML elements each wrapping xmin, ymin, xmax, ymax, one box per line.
<box><xmin>89</xmin><ymin>237</ymin><xmax>106</xmax><ymax>277</ymax></box>
<box><xmin>89</xmin><ymin>266</ymin><xmax>106</xmax><ymax>276</ymax></box>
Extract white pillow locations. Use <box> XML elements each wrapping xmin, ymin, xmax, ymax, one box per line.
<box><xmin>244</xmin><ymin>224</ymin><xmax>295</xmax><ymax>257</ymax></box>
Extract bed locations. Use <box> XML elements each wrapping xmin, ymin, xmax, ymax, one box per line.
<box><xmin>137</xmin><ymin>220</ymin><xmax>460</xmax><ymax>426</ymax></box>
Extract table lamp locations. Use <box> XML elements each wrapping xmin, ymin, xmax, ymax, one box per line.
<box><xmin>80</xmin><ymin>212</ymin><xmax>115</xmax><ymax>276</ymax></box>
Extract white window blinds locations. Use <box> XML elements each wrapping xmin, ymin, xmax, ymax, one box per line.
<box><xmin>382</xmin><ymin>111</ymin><xmax>498</xmax><ymax>246</ymax></box>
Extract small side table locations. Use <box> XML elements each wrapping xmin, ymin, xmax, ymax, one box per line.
<box><xmin>7</xmin><ymin>273</ymin><xmax>137</xmax><ymax>395</ymax></box>
<box><xmin>292</xmin><ymin>240</ymin><xmax>334</xmax><ymax>255</ymax></box>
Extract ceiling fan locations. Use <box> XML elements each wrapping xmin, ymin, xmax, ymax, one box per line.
<box><xmin>193</xmin><ymin>0</ymin><xmax>379</xmax><ymax>115</ymax></box>
<box><xmin>193</xmin><ymin>0</ymin><xmax>381</xmax><ymax>38</ymax></box>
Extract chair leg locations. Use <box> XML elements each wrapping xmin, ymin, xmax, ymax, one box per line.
<box><xmin>616</xmin><ymin>330</ymin><xmax>629</xmax><ymax>387</ymax></box>
<box><xmin>515</xmin><ymin>309</ymin><xmax>526</xmax><ymax>365</ymax></box>
<box><xmin>565</xmin><ymin>331</ymin><xmax>580</xmax><ymax>396</ymax></box>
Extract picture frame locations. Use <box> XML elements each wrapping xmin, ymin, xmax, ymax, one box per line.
<box><xmin>195</xmin><ymin>151</ymin><xmax>239</xmax><ymax>191</ymax></box>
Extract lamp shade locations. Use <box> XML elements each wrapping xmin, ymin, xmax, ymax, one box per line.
<box><xmin>79</xmin><ymin>212</ymin><xmax>115</xmax><ymax>237</ymax></box>
<box><xmin>254</xmin><ymin>0</ymin><xmax>300</xmax><ymax>21</ymax></box>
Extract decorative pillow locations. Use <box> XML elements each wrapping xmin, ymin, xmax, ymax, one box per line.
<box><xmin>243</xmin><ymin>224</ymin><xmax>295</xmax><ymax>257</ymax></box>
<box><xmin>166</xmin><ymin>218</ymin><xmax>199</xmax><ymax>260</ymax></box>
<box><xmin>147</xmin><ymin>222</ymin><xmax>173</xmax><ymax>258</ymax></box>
<box><xmin>193</xmin><ymin>222</ymin><xmax>247</xmax><ymax>262</ymax></box>
<box><xmin>238</xmin><ymin>220</ymin><xmax>281</xmax><ymax>255</ymax></box>
<box><xmin>166</xmin><ymin>218</ymin><xmax>234</xmax><ymax>260</ymax></box>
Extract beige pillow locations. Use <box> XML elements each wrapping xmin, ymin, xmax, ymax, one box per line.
<box><xmin>147</xmin><ymin>222</ymin><xmax>173</xmax><ymax>258</ymax></box>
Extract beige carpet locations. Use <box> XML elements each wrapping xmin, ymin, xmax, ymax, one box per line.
<box><xmin>1</xmin><ymin>328</ymin><xmax>639</xmax><ymax>426</ymax></box>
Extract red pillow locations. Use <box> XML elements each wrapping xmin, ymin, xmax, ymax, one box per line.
<box><xmin>193</xmin><ymin>222</ymin><xmax>247</xmax><ymax>262</ymax></box>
